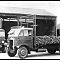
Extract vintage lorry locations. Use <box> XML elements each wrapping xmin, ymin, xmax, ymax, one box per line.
<box><xmin>0</xmin><ymin>7</ymin><xmax>60</xmax><ymax>59</ymax></box>
<box><xmin>6</xmin><ymin>15</ymin><xmax>60</xmax><ymax>59</ymax></box>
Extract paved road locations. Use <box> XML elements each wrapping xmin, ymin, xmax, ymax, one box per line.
<box><xmin>0</xmin><ymin>51</ymin><xmax>60</xmax><ymax>59</ymax></box>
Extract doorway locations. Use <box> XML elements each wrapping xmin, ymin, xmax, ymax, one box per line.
<box><xmin>2</xmin><ymin>21</ymin><xmax>18</xmax><ymax>39</ymax></box>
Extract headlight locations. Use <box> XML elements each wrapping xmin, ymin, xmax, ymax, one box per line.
<box><xmin>2</xmin><ymin>41</ymin><xmax>4</xmax><ymax>43</ymax></box>
<box><xmin>7</xmin><ymin>44</ymin><xmax>9</xmax><ymax>47</ymax></box>
<box><xmin>4</xmin><ymin>43</ymin><xmax>7</xmax><ymax>46</ymax></box>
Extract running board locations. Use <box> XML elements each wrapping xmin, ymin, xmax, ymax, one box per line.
<box><xmin>36</xmin><ymin>49</ymin><xmax>46</xmax><ymax>52</ymax></box>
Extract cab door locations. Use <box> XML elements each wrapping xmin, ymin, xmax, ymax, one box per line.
<box><xmin>23</xmin><ymin>29</ymin><xmax>33</xmax><ymax>48</ymax></box>
<box><xmin>18</xmin><ymin>29</ymin><xmax>33</xmax><ymax>49</ymax></box>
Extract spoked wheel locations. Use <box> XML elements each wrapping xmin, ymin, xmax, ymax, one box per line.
<box><xmin>7</xmin><ymin>47</ymin><xmax>17</xmax><ymax>57</ymax></box>
<box><xmin>18</xmin><ymin>46</ymin><xmax>28</xmax><ymax>59</ymax></box>
<box><xmin>47</xmin><ymin>48</ymin><xmax>56</xmax><ymax>54</ymax></box>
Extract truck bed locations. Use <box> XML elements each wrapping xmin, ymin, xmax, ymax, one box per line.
<box><xmin>36</xmin><ymin>36</ymin><xmax>60</xmax><ymax>45</ymax></box>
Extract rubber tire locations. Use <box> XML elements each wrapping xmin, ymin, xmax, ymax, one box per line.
<box><xmin>18</xmin><ymin>46</ymin><xmax>28</xmax><ymax>59</ymax></box>
<box><xmin>1</xmin><ymin>45</ymin><xmax>6</xmax><ymax>53</ymax></box>
<box><xmin>47</xmin><ymin>48</ymin><xmax>56</xmax><ymax>54</ymax></box>
<box><xmin>7</xmin><ymin>48</ymin><xmax>17</xmax><ymax>57</ymax></box>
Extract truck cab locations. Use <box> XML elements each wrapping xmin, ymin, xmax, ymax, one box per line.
<box><xmin>7</xmin><ymin>26</ymin><xmax>33</xmax><ymax>58</ymax></box>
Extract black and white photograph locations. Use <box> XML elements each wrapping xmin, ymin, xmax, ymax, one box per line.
<box><xmin>0</xmin><ymin>1</ymin><xmax>60</xmax><ymax>59</ymax></box>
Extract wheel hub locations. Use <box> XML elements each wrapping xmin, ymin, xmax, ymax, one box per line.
<box><xmin>21</xmin><ymin>50</ymin><xmax>26</xmax><ymax>56</ymax></box>
<box><xmin>10</xmin><ymin>50</ymin><xmax>14</xmax><ymax>53</ymax></box>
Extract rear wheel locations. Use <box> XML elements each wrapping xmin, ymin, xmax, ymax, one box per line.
<box><xmin>18</xmin><ymin>46</ymin><xmax>28</xmax><ymax>59</ymax></box>
<box><xmin>47</xmin><ymin>48</ymin><xmax>56</xmax><ymax>54</ymax></box>
<box><xmin>58</xmin><ymin>46</ymin><xmax>60</xmax><ymax>54</ymax></box>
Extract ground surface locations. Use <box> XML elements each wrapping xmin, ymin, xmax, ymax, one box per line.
<box><xmin>0</xmin><ymin>51</ymin><xmax>60</xmax><ymax>59</ymax></box>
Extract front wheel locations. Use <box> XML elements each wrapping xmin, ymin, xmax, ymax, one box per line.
<box><xmin>7</xmin><ymin>47</ymin><xmax>17</xmax><ymax>57</ymax></box>
<box><xmin>18</xmin><ymin>46</ymin><xmax>28</xmax><ymax>59</ymax></box>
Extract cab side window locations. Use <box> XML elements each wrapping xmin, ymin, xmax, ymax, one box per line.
<box><xmin>24</xmin><ymin>30</ymin><xmax>28</xmax><ymax>36</ymax></box>
<box><xmin>28</xmin><ymin>30</ymin><xmax>32</xmax><ymax>36</ymax></box>
<box><xmin>19</xmin><ymin>29</ymin><xmax>33</xmax><ymax>36</ymax></box>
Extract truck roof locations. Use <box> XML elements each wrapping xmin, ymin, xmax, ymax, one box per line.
<box><xmin>0</xmin><ymin>7</ymin><xmax>55</xmax><ymax>16</ymax></box>
<box><xmin>11</xmin><ymin>26</ymin><xmax>33</xmax><ymax>30</ymax></box>
<box><xmin>21</xmin><ymin>28</ymin><xmax>33</xmax><ymax>30</ymax></box>
<box><xmin>11</xmin><ymin>26</ymin><xmax>22</xmax><ymax>29</ymax></box>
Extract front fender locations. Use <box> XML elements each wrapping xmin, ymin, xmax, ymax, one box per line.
<box><xmin>16</xmin><ymin>43</ymin><xmax>31</xmax><ymax>49</ymax></box>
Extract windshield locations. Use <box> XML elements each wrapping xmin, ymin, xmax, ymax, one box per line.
<box><xmin>8</xmin><ymin>28</ymin><xmax>21</xmax><ymax>37</ymax></box>
<box><xmin>8</xmin><ymin>29</ymin><xmax>15</xmax><ymax>35</ymax></box>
